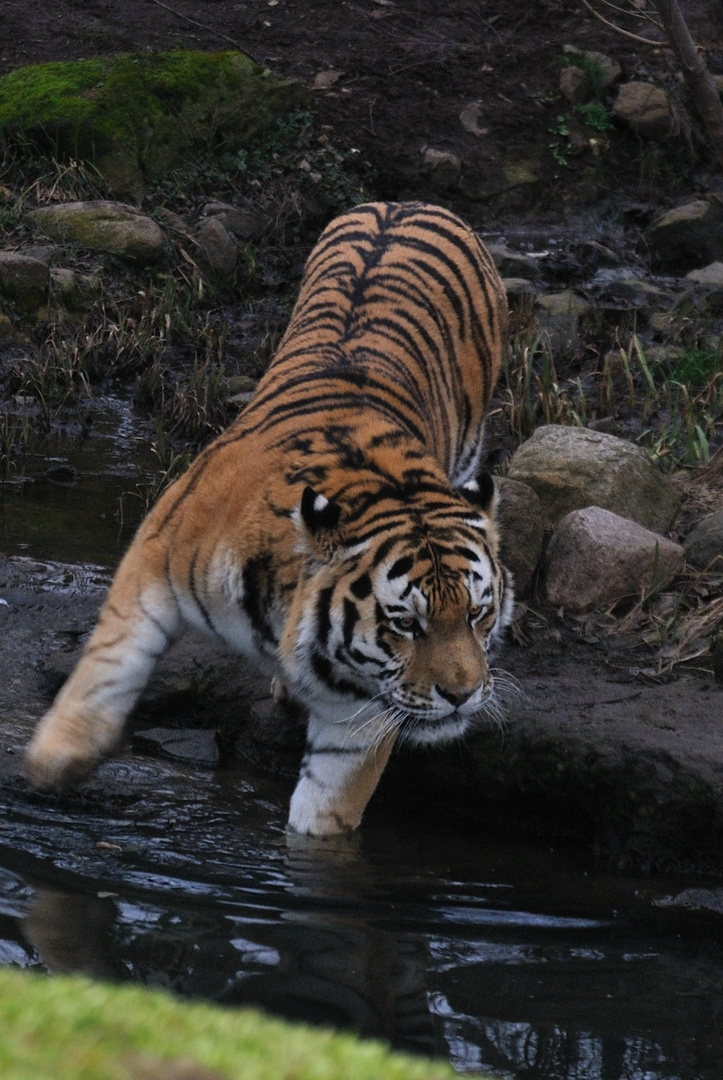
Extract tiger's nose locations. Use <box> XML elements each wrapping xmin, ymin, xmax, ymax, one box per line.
<box><xmin>435</xmin><ymin>684</ymin><xmax>475</xmax><ymax>708</ymax></box>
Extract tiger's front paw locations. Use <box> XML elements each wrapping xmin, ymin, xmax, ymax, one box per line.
<box><xmin>287</xmin><ymin>777</ymin><xmax>362</xmax><ymax>837</ymax></box>
<box><xmin>24</xmin><ymin>713</ymin><xmax>105</xmax><ymax>793</ymax></box>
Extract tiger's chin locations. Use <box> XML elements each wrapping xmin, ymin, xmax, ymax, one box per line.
<box><xmin>398</xmin><ymin>711</ymin><xmax>475</xmax><ymax>747</ymax></box>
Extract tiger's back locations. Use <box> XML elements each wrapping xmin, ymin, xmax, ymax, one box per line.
<box><xmin>25</xmin><ymin>201</ymin><xmax>513</xmax><ymax>837</ymax></box>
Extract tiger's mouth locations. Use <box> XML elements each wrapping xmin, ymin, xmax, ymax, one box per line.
<box><xmin>397</xmin><ymin>709</ymin><xmax>474</xmax><ymax>746</ymax></box>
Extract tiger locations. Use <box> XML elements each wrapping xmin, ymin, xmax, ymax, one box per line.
<box><xmin>24</xmin><ymin>200</ymin><xmax>514</xmax><ymax>836</ymax></box>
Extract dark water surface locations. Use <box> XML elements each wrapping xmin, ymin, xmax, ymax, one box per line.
<box><xmin>1</xmin><ymin>757</ymin><xmax>722</xmax><ymax>1080</ymax></box>
<box><xmin>3</xmin><ymin>395</ymin><xmax>723</xmax><ymax>1079</ymax></box>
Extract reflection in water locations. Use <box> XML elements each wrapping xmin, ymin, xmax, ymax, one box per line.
<box><xmin>1</xmin><ymin>759</ymin><xmax>722</xmax><ymax>1080</ymax></box>
<box><xmin>4</xmin><ymin>832</ymin><xmax>721</xmax><ymax>1080</ymax></box>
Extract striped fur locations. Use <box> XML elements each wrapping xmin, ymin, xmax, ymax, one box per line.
<box><xmin>25</xmin><ymin>201</ymin><xmax>513</xmax><ymax>836</ymax></box>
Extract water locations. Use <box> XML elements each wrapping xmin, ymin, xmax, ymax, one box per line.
<box><xmin>1</xmin><ymin>762</ymin><xmax>722</xmax><ymax>1080</ymax></box>
<box><xmin>2</xmin><ymin>393</ymin><xmax>723</xmax><ymax>1080</ymax></box>
<box><xmin>0</xmin><ymin>395</ymin><xmax>155</xmax><ymax>567</ymax></box>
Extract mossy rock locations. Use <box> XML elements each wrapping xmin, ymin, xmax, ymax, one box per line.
<box><xmin>0</xmin><ymin>51</ymin><xmax>306</xmax><ymax>201</ymax></box>
<box><xmin>0</xmin><ymin>968</ymin><xmax>472</xmax><ymax>1080</ymax></box>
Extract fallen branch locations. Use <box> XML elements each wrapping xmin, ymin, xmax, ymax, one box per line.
<box><xmin>579</xmin><ymin>0</ymin><xmax>669</xmax><ymax>47</ymax></box>
<box><xmin>145</xmin><ymin>0</ymin><xmax>262</xmax><ymax>66</ymax></box>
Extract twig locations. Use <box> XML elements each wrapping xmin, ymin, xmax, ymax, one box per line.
<box><xmin>579</xmin><ymin>0</ymin><xmax>670</xmax><ymax>47</ymax></box>
<box><xmin>145</xmin><ymin>0</ymin><xmax>263</xmax><ymax>65</ymax></box>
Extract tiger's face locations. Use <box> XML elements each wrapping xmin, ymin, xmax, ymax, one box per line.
<box><xmin>283</xmin><ymin>478</ymin><xmax>514</xmax><ymax>745</ymax></box>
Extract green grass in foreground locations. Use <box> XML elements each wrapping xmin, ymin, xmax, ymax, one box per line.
<box><xmin>0</xmin><ymin>968</ymin><xmax>480</xmax><ymax>1080</ymax></box>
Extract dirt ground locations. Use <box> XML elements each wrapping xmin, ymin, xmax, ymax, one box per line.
<box><xmin>1</xmin><ymin>0</ymin><xmax>722</xmax><ymax>217</ymax></box>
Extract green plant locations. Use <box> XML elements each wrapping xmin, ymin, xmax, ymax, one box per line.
<box><xmin>0</xmin><ymin>412</ymin><xmax>31</xmax><ymax>477</ymax></box>
<box><xmin>501</xmin><ymin>332</ymin><xmax>586</xmax><ymax>441</ymax></box>
<box><xmin>576</xmin><ymin>101</ymin><xmax>613</xmax><ymax>133</ymax></box>
<box><xmin>561</xmin><ymin>51</ymin><xmax>608</xmax><ymax>101</ymax></box>
<box><xmin>665</xmin><ymin>344</ymin><xmax>720</xmax><ymax>386</ymax></box>
<box><xmin>548</xmin><ymin>115</ymin><xmax>571</xmax><ymax>166</ymax></box>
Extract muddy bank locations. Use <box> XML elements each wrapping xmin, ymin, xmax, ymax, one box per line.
<box><xmin>2</xmin><ymin>554</ymin><xmax>721</xmax><ymax>875</ymax></box>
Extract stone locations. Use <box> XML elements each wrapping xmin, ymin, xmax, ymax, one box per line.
<box><xmin>503</xmin><ymin>277</ymin><xmax>539</xmax><ymax>303</ymax></box>
<box><xmin>582</xmin><ymin>51</ymin><xmax>622</xmax><ymax>91</ymax></box>
<box><xmin>49</xmin><ymin>268</ymin><xmax>78</xmax><ymax>307</ymax></box>
<box><xmin>132</xmin><ymin>727</ymin><xmax>220</xmax><ymax>767</ymax></box>
<box><xmin>0</xmin><ymin>252</ymin><xmax>50</xmax><ymax>312</ymax></box>
<box><xmin>535</xmin><ymin>289</ymin><xmax>590</xmax><ymax>351</ymax></box>
<box><xmin>683</xmin><ymin>508</ymin><xmax>723</xmax><ymax>571</ymax></box>
<box><xmin>613</xmin><ymin>81</ymin><xmax>678</xmax><ymax>141</ymax></box>
<box><xmin>507</xmin><ymin>425</ymin><xmax>681</xmax><ymax>533</ymax></box>
<box><xmin>646</xmin><ymin>199</ymin><xmax>723</xmax><ymax>272</ymax></box>
<box><xmin>543</xmin><ymin>506</ymin><xmax>684</xmax><ymax>613</ymax></box>
<box><xmin>421</xmin><ymin>148</ymin><xmax>461</xmax><ymax>191</ymax></box>
<box><xmin>459</xmin><ymin>102</ymin><xmax>488</xmax><ymax>136</ymax></box>
<box><xmin>495</xmin><ymin>477</ymin><xmax>545</xmax><ymax>597</ymax></box>
<box><xmin>25</xmin><ymin>201</ymin><xmax>166</xmax><ymax>264</ymax></box>
<box><xmin>560</xmin><ymin>66</ymin><xmax>591</xmax><ymax>105</ymax></box>
<box><xmin>486</xmin><ymin>243</ymin><xmax>541</xmax><ymax>280</ymax></box>
<box><xmin>195</xmin><ymin>217</ymin><xmax>238</xmax><ymax>277</ymax></box>
<box><xmin>593</xmin><ymin>272</ymin><xmax>671</xmax><ymax>310</ymax></box>
<box><xmin>685</xmin><ymin>261</ymin><xmax>723</xmax><ymax>287</ymax></box>
<box><xmin>202</xmin><ymin>202</ymin><xmax>266</xmax><ymax>241</ymax></box>
<box><xmin>0</xmin><ymin>52</ymin><xmax>306</xmax><ymax>202</ymax></box>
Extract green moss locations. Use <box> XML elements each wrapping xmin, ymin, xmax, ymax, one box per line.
<box><xmin>0</xmin><ymin>968</ymin><xmax>475</xmax><ymax>1080</ymax></box>
<box><xmin>0</xmin><ymin>52</ymin><xmax>305</xmax><ymax>199</ymax></box>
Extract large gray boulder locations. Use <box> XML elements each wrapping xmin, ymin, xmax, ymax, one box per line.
<box><xmin>683</xmin><ymin>508</ymin><xmax>723</xmax><ymax>571</ymax></box>
<box><xmin>0</xmin><ymin>52</ymin><xmax>306</xmax><ymax>202</ymax></box>
<box><xmin>507</xmin><ymin>425</ymin><xmax>680</xmax><ymax>533</ymax></box>
<box><xmin>25</xmin><ymin>202</ymin><xmax>166</xmax><ymax>264</ymax></box>
<box><xmin>646</xmin><ymin>199</ymin><xmax>723</xmax><ymax>272</ymax></box>
<box><xmin>543</xmin><ymin>506</ymin><xmax>684</xmax><ymax>613</ymax></box>
<box><xmin>613</xmin><ymin>81</ymin><xmax>678</xmax><ymax>141</ymax></box>
<box><xmin>0</xmin><ymin>252</ymin><xmax>50</xmax><ymax>312</ymax></box>
<box><xmin>495</xmin><ymin>477</ymin><xmax>544</xmax><ymax>597</ymax></box>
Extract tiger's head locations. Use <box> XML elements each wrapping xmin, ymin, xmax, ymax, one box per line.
<box><xmin>282</xmin><ymin>471</ymin><xmax>514</xmax><ymax>744</ymax></box>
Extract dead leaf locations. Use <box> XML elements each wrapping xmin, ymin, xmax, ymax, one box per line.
<box><xmin>312</xmin><ymin>70</ymin><xmax>344</xmax><ymax>91</ymax></box>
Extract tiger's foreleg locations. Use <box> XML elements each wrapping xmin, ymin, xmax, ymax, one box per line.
<box><xmin>25</xmin><ymin>573</ymin><xmax>182</xmax><ymax>792</ymax></box>
<box><xmin>288</xmin><ymin>711</ymin><xmax>399</xmax><ymax>836</ymax></box>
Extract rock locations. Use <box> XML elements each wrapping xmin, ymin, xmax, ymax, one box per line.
<box><xmin>613</xmin><ymin>81</ymin><xmax>678</xmax><ymax>141</ymax></box>
<box><xmin>195</xmin><ymin>217</ymin><xmax>238</xmax><ymax>277</ymax></box>
<box><xmin>202</xmin><ymin>202</ymin><xmax>266</xmax><ymax>241</ymax></box>
<box><xmin>583</xmin><ymin>51</ymin><xmax>622</xmax><ymax>90</ymax></box>
<box><xmin>507</xmin><ymin>425</ymin><xmax>681</xmax><ymax>533</ymax></box>
<box><xmin>459</xmin><ymin>102</ymin><xmax>488</xmax><ymax>136</ymax></box>
<box><xmin>562</xmin><ymin>48</ymin><xmax>621</xmax><ymax>93</ymax></box>
<box><xmin>132</xmin><ymin>727</ymin><xmax>220</xmax><ymax>767</ymax></box>
<box><xmin>486</xmin><ymin>243</ymin><xmax>541</xmax><ymax>279</ymax></box>
<box><xmin>543</xmin><ymin>506</ymin><xmax>684</xmax><ymax>613</ymax></box>
<box><xmin>495</xmin><ymin>477</ymin><xmax>544</xmax><ymax>596</ymax></box>
<box><xmin>535</xmin><ymin>289</ymin><xmax>590</xmax><ymax>351</ymax></box>
<box><xmin>25</xmin><ymin>201</ymin><xmax>166</xmax><ymax>264</ymax></box>
<box><xmin>592</xmin><ymin>272</ymin><xmax>671</xmax><ymax>310</ymax></box>
<box><xmin>0</xmin><ymin>52</ymin><xmax>306</xmax><ymax>202</ymax></box>
<box><xmin>503</xmin><ymin>277</ymin><xmax>539</xmax><ymax>304</ymax></box>
<box><xmin>685</xmin><ymin>261</ymin><xmax>723</xmax><ymax>287</ymax></box>
<box><xmin>683</xmin><ymin>508</ymin><xmax>723</xmax><ymax>571</ymax></box>
<box><xmin>646</xmin><ymin>199</ymin><xmax>723</xmax><ymax>272</ymax></box>
<box><xmin>559</xmin><ymin>66</ymin><xmax>591</xmax><ymax>105</ymax></box>
<box><xmin>421</xmin><ymin>148</ymin><xmax>461</xmax><ymax>191</ymax></box>
<box><xmin>0</xmin><ymin>252</ymin><xmax>50</xmax><ymax>312</ymax></box>
<box><xmin>49</xmin><ymin>267</ymin><xmax>78</xmax><ymax>307</ymax></box>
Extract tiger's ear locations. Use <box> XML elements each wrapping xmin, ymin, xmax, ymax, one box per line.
<box><xmin>296</xmin><ymin>486</ymin><xmax>343</xmax><ymax>561</ymax></box>
<box><xmin>459</xmin><ymin>470</ymin><xmax>497</xmax><ymax>513</ymax></box>
<box><xmin>300</xmin><ymin>486</ymin><xmax>342</xmax><ymax>533</ymax></box>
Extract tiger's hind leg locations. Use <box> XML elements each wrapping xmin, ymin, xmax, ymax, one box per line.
<box><xmin>25</xmin><ymin>569</ymin><xmax>182</xmax><ymax>792</ymax></box>
<box><xmin>288</xmin><ymin>712</ymin><xmax>399</xmax><ymax>836</ymax></box>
